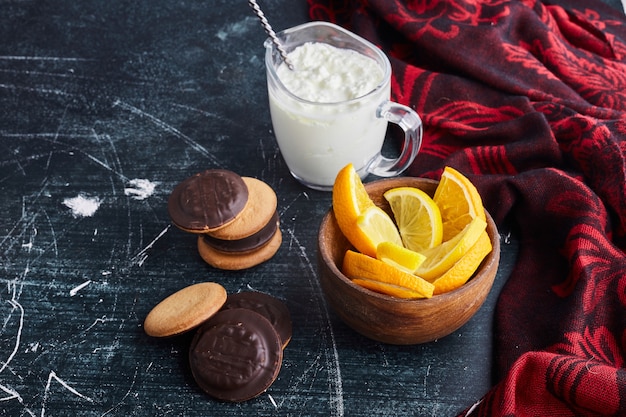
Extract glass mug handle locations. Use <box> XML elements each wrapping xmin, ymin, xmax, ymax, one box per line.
<box><xmin>367</xmin><ymin>101</ymin><xmax>423</xmax><ymax>177</ymax></box>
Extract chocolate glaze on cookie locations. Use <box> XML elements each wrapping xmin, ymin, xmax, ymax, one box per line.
<box><xmin>201</xmin><ymin>212</ymin><xmax>279</xmax><ymax>253</ymax></box>
<box><xmin>221</xmin><ymin>291</ymin><xmax>292</xmax><ymax>349</ymax></box>
<box><xmin>168</xmin><ymin>169</ymin><xmax>249</xmax><ymax>232</ymax></box>
<box><xmin>207</xmin><ymin>177</ymin><xmax>277</xmax><ymax>240</ymax></box>
<box><xmin>189</xmin><ymin>308</ymin><xmax>282</xmax><ymax>402</ymax></box>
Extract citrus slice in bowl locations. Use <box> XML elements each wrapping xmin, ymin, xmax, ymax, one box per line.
<box><xmin>376</xmin><ymin>241</ymin><xmax>426</xmax><ymax>273</ymax></box>
<box><xmin>355</xmin><ymin>206</ymin><xmax>403</xmax><ymax>254</ymax></box>
<box><xmin>342</xmin><ymin>250</ymin><xmax>434</xmax><ymax>299</ymax></box>
<box><xmin>416</xmin><ymin>216</ymin><xmax>487</xmax><ymax>281</ymax></box>
<box><xmin>432</xmin><ymin>230</ymin><xmax>492</xmax><ymax>295</ymax></box>
<box><xmin>433</xmin><ymin>167</ymin><xmax>486</xmax><ymax>242</ymax></box>
<box><xmin>383</xmin><ymin>187</ymin><xmax>443</xmax><ymax>252</ymax></box>
<box><xmin>332</xmin><ymin>163</ymin><xmax>378</xmax><ymax>256</ymax></box>
<box><xmin>351</xmin><ymin>278</ymin><xmax>430</xmax><ymax>299</ymax></box>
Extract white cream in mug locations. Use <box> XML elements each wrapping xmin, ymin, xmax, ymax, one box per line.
<box><xmin>276</xmin><ymin>42</ymin><xmax>383</xmax><ymax>103</ymax></box>
<box><xmin>268</xmin><ymin>42</ymin><xmax>388</xmax><ymax>188</ymax></box>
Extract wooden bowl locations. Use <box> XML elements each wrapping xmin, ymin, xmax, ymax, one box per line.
<box><xmin>317</xmin><ymin>177</ymin><xmax>500</xmax><ymax>344</ymax></box>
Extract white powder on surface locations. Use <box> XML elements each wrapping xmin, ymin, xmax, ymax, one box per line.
<box><xmin>63</xmin><ymin>194</ymin><xmax>101</xmax><ymax>218</ymax></box>
<box><xmin>276</xmin><ymin>42</ymin><xmax>384</xmax><ymax>103</ymax></box>
<box><xmin>124</xmin><ymin>178</ymin><xmax>158</xmax><ymax>200</ymax></box>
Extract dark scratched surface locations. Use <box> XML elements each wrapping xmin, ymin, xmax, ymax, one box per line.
<box><xmin>0</xmin><ymin>0</ymin><xmax>584</xmax><ymax>416</ymax></box>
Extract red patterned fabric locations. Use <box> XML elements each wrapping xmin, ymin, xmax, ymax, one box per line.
<box><xmin>308</xmin><ymin>0</ymin><xmax>626</xmax><ymax>415</ymax></box>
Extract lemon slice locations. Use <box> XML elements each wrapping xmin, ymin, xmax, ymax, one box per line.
<box><xmin>433</xmin><ymin>167</ymin><xmax>486</xmax><ymax>241</ymax></box>
<box><xmin>376</xmin><ymin>241</ymin><xmax>426</xmax><ymax>273</ymax></box>
<box><xmin>416</xmin><ymin>216</ymin><xmax>487</xmax><ymax>281</ymax></box>
<box><xmin>383</xmin><ymin>186</ymin><xmax>443</xmax><ymax>252</ymax></box>
<box><xmin>342</xmin><ymin>250</ymin><xmax>434</xmax><ymax>299</ymax></box>
<box><xmin>432</xmin><ymin>230</ymin><xmax>492</xmax><ymax>295</ymax></box>
<box><xmin>332</xmin><ymin>163</ymin><xmax>377</xmax><ymax>256</ymax></box>
<box><xmin>355</xmin><ymin>206</ymin><xmax>403</xmax><ymax>253</ymax></box>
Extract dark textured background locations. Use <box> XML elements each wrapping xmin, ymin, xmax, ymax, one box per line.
<box><xmin>2</xmin><ymin>0</ymin><xmax>621</xmax><ymax>415</ymax></box>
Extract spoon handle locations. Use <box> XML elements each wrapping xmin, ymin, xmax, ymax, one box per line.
<box><xmin>248</xmin><ymin>0</ymin><xmax>294</xmax><ymax>70</ymax></box>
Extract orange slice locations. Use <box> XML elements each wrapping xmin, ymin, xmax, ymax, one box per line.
<box><xmin>383</xmin><ymin>187</ymin><xmax>443</xmax><ymax>252</ymax></box>
<box><xmin>432</xmin><ymin>230</ymin><xmax>492</xmax><ymax>295</ymax></box>
<box><xmin>351</xmin><ymin>278</ymin><xmax>431</xmax><ymax>299</ymax></box>
<box><xmin>433</xmin><ymin>167</ymin><xmax>486</xmax><ymax>242</ymax></box>
<box><xmin>342</xmin><ymin>250</ymin><xmax>434</xmax><ymax>299</ymax></box>
<box><xmin>332</xmin><ymin>163</ymin><xmax>377</xmax><ymax>256</ymax></box>
<box><xmin>415</xmin><ymin>216</ymin><xmax>487</xmax><ymax>281</ymax></box>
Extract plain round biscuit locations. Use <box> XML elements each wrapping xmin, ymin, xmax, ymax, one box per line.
<box><xmin>206</xmin><ymin>177</ymin><xmax>277</xmax><ymax>240</ymax></box>
<box><xmin>197</xmin><ymin>228</ymin><xmax>282</xmax><ymax>270</ymax></box>
<box><xmin>143</xmin><ymin>282</ymin><xmax>227</xmax><ymax>337</ymax></box>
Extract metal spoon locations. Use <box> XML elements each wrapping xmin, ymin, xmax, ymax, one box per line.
<box><xmin>248</xmin><ymin>0</ymin><xmax>294</xmax><ymax>70</ymax></box>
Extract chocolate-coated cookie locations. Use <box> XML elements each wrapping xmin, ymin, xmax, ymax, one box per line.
<box><xmin>197</xmin><ymin>227</ymin><xmax>282</xmax><ymax>270</ymax></box>
<box><xmin>168</xmin><ymin>169</ymin><xmax>249</xmax><ymax>233</ymax></box>
<box><xmin>221</xmin><ymin>291</ymin><xmax>292</xmax><ymax>349</ymax></box>
<box><xmin>189</xmin><ymin>308</ymin><xmax>282</xmax><ymax>402</ymax></box>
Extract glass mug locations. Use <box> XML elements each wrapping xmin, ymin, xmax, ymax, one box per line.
<box><xmin>264</xmin><ymin>21</ymin><xmax>423</xmax><ymax>191</ymax></box>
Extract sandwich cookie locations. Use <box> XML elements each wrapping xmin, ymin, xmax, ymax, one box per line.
<box><xmin>168</xmin><ymin>169</ymin><xmax>249</xmax><ymax>233</ymax></box>
<box><xmin>198</xmin><ymin>176</ymin><xmax>281</xmax><ymax>270</ymax></box>
<box><xmin>168</xmin><ymin>170</ymin><xmax>281</xmax><ymax>270</ymax></box>
<box><xmin>189</xmin><ymin>308</ymin><xmax>283</xmax><ymax>402</ymax></box>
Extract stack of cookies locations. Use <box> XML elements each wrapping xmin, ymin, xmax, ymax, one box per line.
<box><xmin>167</xmin><ymin>169</ymin><xmax>281</xmax><ymax>270</ymax></box>
<box><xmin>143</xmin><ymin>283</ymin><xmax>292</xmax><ymax>402</ymax></box>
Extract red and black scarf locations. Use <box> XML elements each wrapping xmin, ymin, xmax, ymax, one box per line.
<box><xmin>308</xmin><ymin>0</ymin><xmax>626</xmax><ymax>415</ymax></box>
